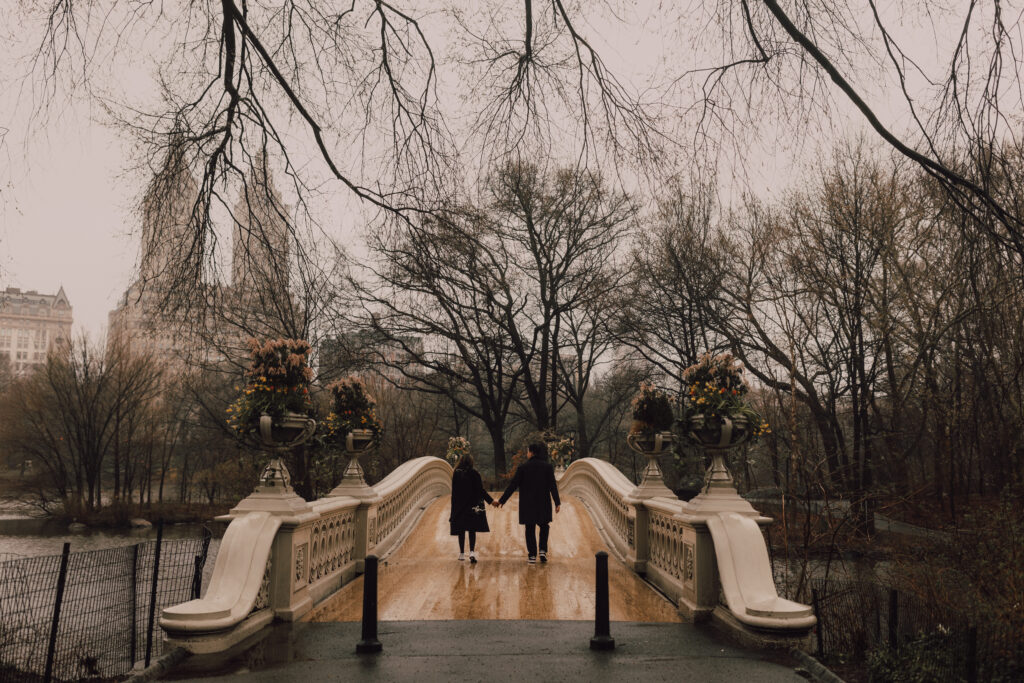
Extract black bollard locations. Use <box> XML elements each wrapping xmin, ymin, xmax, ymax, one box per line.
<box><xmin>357</xmin><ymin>554</ymin><xmax>383</xmax><ymax>653</ymax></box>
<box><xmin>590</xmin><ymin>551</ymin><xmax>615</xmax><ymax>651</ymax></box>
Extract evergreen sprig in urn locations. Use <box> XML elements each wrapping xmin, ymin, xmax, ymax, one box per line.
<box><xmin>226</xmin><ymin>338</ymin><xmax>316</xmax><ymax>449</ymax></box>
<box><xmin>321</xmin><ymin>376</ymin><xmax>385</xmax><ymax>496</ymax></box>
<box><xmin>680</xmin><ymin>352</ymin><xmax>770</xmax><ymax>498</ymax></box>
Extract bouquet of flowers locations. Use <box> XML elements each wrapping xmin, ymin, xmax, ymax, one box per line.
<box><xmin>630</xmin><ymin>381</ymin><xmax>675</xmax><ymax>434</ymax></box>
<box><xmin>320</xmin><ymin>378</ymin><xmax>383</xmax><ymax>449</ymax></box>
<box><xmin>679</xmin><ymin>352</ymin><xmax>768</xmax><ymax>438</ymax></box>
<box><xmin>445</xmin><ymin>436</ymin><xmax>470</xmax><ymax>465</ymax></box>
<box><xmin>227</xmin><ymin>338</ymin><xmax>314</xmax><ymax>439</ymax></box>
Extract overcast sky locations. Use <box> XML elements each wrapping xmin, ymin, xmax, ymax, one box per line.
<box><xmin>0</xmin><ymin>2</ymin><xmax>1000</xmax><ymax>340</ymax></box>
<box><xmin>1</xmin><ymin>100</ymin><xmax>135</xmax><ymax>337</ymax></box>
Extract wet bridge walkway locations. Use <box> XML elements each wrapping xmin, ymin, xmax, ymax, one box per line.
<box><xmin>304</xmin><ymin>493</ymin><xmax>681</xmax><ymax>623</ymax></box>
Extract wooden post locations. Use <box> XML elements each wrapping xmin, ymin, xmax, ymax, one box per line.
<box><xmin>812</xmin><ymin>588</ymin><xmax>823</xmax><ymax>656</ymax></box>
<box><xmin>965</xmin><ymin>625</ymin><xmax>977</xmax><ymax>683</ymax></box>
<box><xmin>130</xmin><ymin>544</ymin><xmax>139</xmax><ymax>665</ymax></box>
<box><xmin>192</xmin><ymin>555</ymin><xmax>203</xmax><ymax>599</ymax></box>
<box><xmin>44</xmin><ymin>542</ymin><xmax>71</xmax><ymax>683</ymax></box>
<box><xmin>888</xmin><ymin>588</ymin><xmax>899</xmax><ymax>650</ymax></box>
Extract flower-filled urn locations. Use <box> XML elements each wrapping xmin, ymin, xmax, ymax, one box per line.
<box><xmin>626</xmin><ymin>381</ymin><xmax>676</xmax><ymax>498</ymax></box>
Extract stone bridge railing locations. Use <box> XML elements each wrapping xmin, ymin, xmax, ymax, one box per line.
<box><xmin>560</xmin><ymin>457</ymin><xmax>815</xmax><ymax>649</ymax></box>
<box><xmin>161</xmin><ymin>449</ymin><xmax>812</xmax><ymax>654</ymax></box>
<box><xmin>558</xmin><ymin>459</ymin><xmax>637</xmax><ymax>565</ymax></box>
<box><xmin>159</xmin><ymin>456</ymin><xmax>452</xmax><ymax>654</ymax></box>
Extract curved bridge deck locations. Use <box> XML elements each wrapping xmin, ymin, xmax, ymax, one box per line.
<box><xmin>304</xmin><ymin>493</ymin><xmax>682</xmax><ymax>622</ymax></box>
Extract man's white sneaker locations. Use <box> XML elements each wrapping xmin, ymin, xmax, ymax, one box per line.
<box><xmin>470</xmin><ymin>551</ymin><xmax>478</xmax><ymax>564</ymax></box>
<box><xmin>458</xmin><ymin>553</ymin><xmax>465</xmax><ymax>561</ymax></box>
<box><xmin>528</xmin><ymin>555</ymin><xmax>537</xmax><ymax>564</ymax></box>
<box><xmin>539</xmin><ymin>551</ymin><xmax>547</xmax><ymax>563</ymax></box>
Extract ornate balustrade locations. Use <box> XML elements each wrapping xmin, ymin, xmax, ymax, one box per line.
<box><xmin>562</xmin><ymin>456</ymin><xmax>814</xmax><ymax>649</ymax></box>
<box><xmin>160</xmin><ymin>456</ymin><xmax>452</xmax><ymax>654</ymax></box>
<box><xmin>161</xmin><ymin>447</ymin><xmax>811</xmax><ymax>655</ymax></box>
<box><xmin>643</xmin><ymin>497</ymin><xmax>689</xmax><ymax>604</ymax></box>
<box><xmin>371</xmin><ymin>457</ymin><xmax>453</xmax><ymax>557</ymax></box>
<box><xmin>558</xmin><ymin>460</ymin><xmax>637</xmax><ymax>565</ymax></box>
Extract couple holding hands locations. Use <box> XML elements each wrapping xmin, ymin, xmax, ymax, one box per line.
<box><xmin>449</xmin><ymin>442</ymin><xmax>561</xmax><ymax>564</ymax></box>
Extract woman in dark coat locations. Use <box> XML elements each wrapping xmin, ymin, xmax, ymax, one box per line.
<box><xmin>495</xmin><ymin>442</ymin><xmax>560</xmax><ymax>563</ymax></box>
<box><xmin>450</xmin><ymin>453</ymin><xmax>493</xmax><ymax>563</ymax></box>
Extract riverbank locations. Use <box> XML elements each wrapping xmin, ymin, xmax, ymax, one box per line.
<box><xmin>0</xmin><ymin>496</ymin><xmax>229</xmax><ymax>558</ymax></box>
<box><xmin>60</xmin><ymin>501</ymin><xmax>232</xmax><ymax>528</ymax></box>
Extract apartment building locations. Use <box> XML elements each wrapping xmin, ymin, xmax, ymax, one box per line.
<box><xmin>0</xmin><ymin>286</ymin><xmax>73</xmax><ymax>375</ymax></box>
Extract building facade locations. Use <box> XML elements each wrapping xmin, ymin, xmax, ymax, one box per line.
<box><xmin>108</xmin><ymin>149</ymin><xmax>293</xmax><ymax>372</ymax></box>
<box><xmin>0</xmin><ymin>286</ymin><xmax>73</xmax><ymax>375</ymax></box>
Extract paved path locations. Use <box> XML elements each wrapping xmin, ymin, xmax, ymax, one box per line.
<box><xmin>163</xmin><ymin>620</ymin><xmax>807</xmax><ymax>682</ymax></box>
<box><xmin>305</xmin><ymin>494</ymin><xmax>681</xmax><ymax>622</ymax></box>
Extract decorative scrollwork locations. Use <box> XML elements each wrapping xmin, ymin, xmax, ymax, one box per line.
<box><xmin>253</xmin><ymin>558</ymin><xmax>272</xmax><ymax>611</ymax></box>
<box><xmin>294</xmin><ymin>543</ymin><xmax>308</xmax><ymax>587</ymax></box>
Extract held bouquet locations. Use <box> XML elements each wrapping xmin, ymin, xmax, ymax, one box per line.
<box><xmin>679</xmin><ymin>352</ymin><xmax>768</xmax><ymax>439</ymax></box>
<box><xmin>445</xmin><ymin>436</ymin><xmax>470</xmax><ymax>465</ymax></box>
<box><xmin>226</xmin><ymin>338</ymin><xmax>314</xmax><ymax>439</ymax></box>
<box><xmin>320</xmin><ymin>378</ymin><xmax>383</xmax><ymax>448</ymax></box>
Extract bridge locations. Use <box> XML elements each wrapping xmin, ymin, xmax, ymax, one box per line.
<box><xmin>158</xmin><ymin>455</ymin><xmax>815</xmax><ymax>656</ymax></box>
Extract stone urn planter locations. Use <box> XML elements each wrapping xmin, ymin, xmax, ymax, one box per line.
<box><xmin>686</xmin><ymin>414</ymin><xmax>751</xmax><ymax>451</ymax></box>
<box><xmin>626</xmin><ymin>430</ymin><xmax>675</xmax><ymax>499</ymax></box>
<box><xmin>251</xmin><ymin>412</ymin><xmax>316</xmax><ymax>499</ymax></box>
<box><xmin>329</xmin><ymin>428</ymin><xmax>379</xmax><ymax>499</ymax></box>
<box><xmin>685</xmin><ymin>414</ymin><xmax>750</xmax><ymax>494</ymax></box>
<box><xmin>258</xmin><ymin>411</ymin><xmax>317</xmax><ymax>451</ymax></box>
<box><xmin>345</xmin><ymin>428</ymin><xmax>376</xmax><ymax>455</ymax></box>
<box><xmin>627</xmin><ymin>430</ymin><xmax>674</xmax><ymax>455</ymax></box>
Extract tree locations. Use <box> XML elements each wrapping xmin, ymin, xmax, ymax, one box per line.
<box><xmin>615</xmin><ymin>179</ymin><xmax>727</xmax><ymax>388</ymax></box>
<box><xmin>15</xmin><ymin>1</ymin><xmax>659</xmax><ymax>323</ymax></box>
<box><xmin>488</xmin><ymin>163</ymin><xmax>636</xmax><ymax>431</ymax></box>
<box><xmin>354</xmin><ymin>204</ymin><xmax>524</xmax><ymax>474</ymax></box>
<box><xmin>354</xmin><ymin>163</ymin><xmax>633</xmax><ymax>472</ymax></box>
<box><xmin>0</xmin><ymin>336</ymin><xmax>163</xmax><ymax>515</ymax></box>
<box><xmin>688</xmin><ymin>2</ymin><xmax>1024</xmax><ymax>262</ymax></box>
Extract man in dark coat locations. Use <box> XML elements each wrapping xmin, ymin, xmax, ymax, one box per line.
<box><xmin>494</xmin><ymin>442</ymin><xmax>561</xmax><ymax>563</ymax></box>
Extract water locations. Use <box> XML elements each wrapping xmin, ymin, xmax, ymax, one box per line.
<box><xmin>0</xmin><ymin>516</ymin><xmax>222</xmax><ymax>557</ymax></box>
<box><xmin>0</xmin><ymin>499</ymin><xmax>223</xmax><ymax>563</ymax></box>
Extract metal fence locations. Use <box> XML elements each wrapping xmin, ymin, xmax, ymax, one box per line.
<box><xmin>811</xmin><ymin>579</ymin><xmax>1024</xmax><ymax>682</ymax></box>
<box><xmin>0</xmin><ymin>525</ymin><xmax>212</xmax><ymax>682</ymax></box>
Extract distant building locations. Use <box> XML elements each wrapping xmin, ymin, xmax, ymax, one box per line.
<box><xmin>0</xmin><ymin>286</ymin><xmax>72</xmax><ymax>375</ymax></box>
<box><xmin>108</xmin><ymin>149</ymin><xmax>292</xmax><ymax>372</ymax></box>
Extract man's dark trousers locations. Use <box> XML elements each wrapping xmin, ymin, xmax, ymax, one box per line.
<box><xmin>525</xmin><ymin>523</ymin><xmax>549</xmax><ymax>557</ymax></box>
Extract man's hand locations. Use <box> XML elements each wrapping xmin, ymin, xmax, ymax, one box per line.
<box><xmin>555</xmin><ymin>505</ymin><xmax>560</xmax><ymax>514</ymax></box>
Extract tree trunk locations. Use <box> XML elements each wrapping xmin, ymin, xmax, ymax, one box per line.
<box><xmin>487</xmin><ymin>423</ymin><xmax>507</xmax><ymax>477</ymax></box>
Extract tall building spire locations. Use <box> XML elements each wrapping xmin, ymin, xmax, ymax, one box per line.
<box><xmin>139</xmin><ymin>136</ymin><xmax>199</xmax><ymax>287</ymax></box>
<box><xmin>231</xmin><ymin>152</ymin><xmax>290</xmax><ymax>292</ymax></box>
